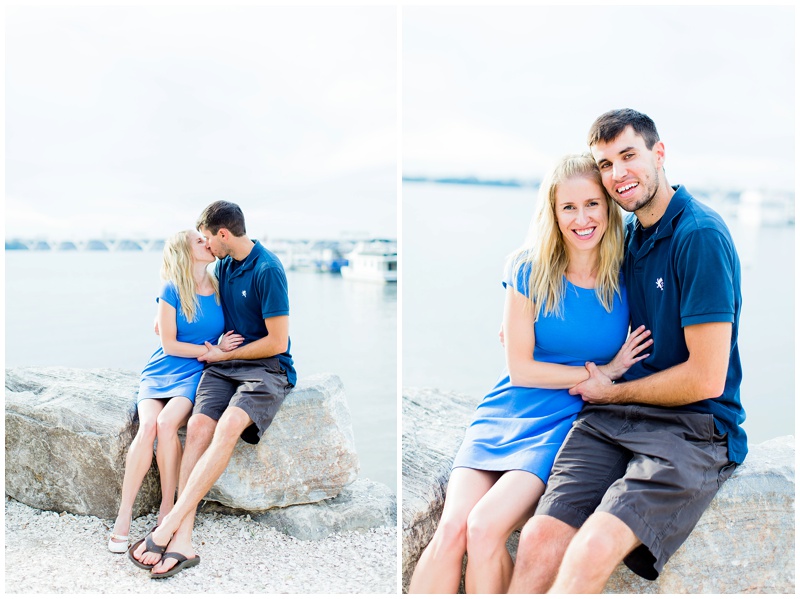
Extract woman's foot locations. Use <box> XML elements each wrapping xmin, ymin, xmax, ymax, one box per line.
<box><xmin>108</xmin><ymin>514</ymin><xmax>132</xmax><ymax>553</ymax></box>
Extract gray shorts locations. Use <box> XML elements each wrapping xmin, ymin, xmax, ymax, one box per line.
<box><xmin>535</xmin><ymin>403</ymin><xmax>737</xmax><ymax>580</ymax></box>
<box><xmin>194</xmin><ymin>357</ymin><xmax>293</xmax><ymax>445</ymax></box>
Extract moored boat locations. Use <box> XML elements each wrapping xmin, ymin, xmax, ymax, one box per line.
<box><xmin>340</xmin><ymin>239</ymin><xmax>397</xmax><ymax>283</ymax></box>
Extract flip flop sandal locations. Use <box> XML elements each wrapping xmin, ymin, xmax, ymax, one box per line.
<box><xmin>150</xmin><ymin>552</ymin><xmax>201</xmax><ymax>579</ymax></box>
<box><xmin>127</xmin><ymin>533</ymin><xmax>168</xmax><ymax>570</ymax></box>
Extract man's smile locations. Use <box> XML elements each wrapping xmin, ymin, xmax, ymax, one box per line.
<box><xmin>616</xmin><ymin>182</ymin><xmax>639</xmax><ymax>197</ymax></box>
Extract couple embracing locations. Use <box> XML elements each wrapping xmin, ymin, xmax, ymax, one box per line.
<box><xmin>106</xmin><ymin>200</ymin><xmax>296</xmax><ymax>579</ymax></box>
<box><xmin>410</xmin><ymin>109</ymin><xmax>746</xmax><ymax>593</ymax></box>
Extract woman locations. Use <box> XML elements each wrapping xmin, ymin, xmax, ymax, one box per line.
<box><xmin>408</xmin><ymin>154</ymin><xmax>652</xmax><ymax>593</ymax></box>
<box><xmin>107</xmin><ymin>230</ymin><xmax>243</xmax><ymax>553</ymax></box>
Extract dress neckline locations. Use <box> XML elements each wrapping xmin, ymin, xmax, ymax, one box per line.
<box><xmin>564</xmin><ymin>276</ymin><xmax>595</xmax><ymax>291</ymax></box>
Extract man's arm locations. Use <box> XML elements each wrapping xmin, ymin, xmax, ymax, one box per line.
<box><xmin>199</xmin><ymin>315</ymin><xmax>289</xmax><ymax>363</ymax></box>
<box><xmin>570</xmin><ymin>321</ymin><xmax>731</xmax><ymax>406</ymax></box>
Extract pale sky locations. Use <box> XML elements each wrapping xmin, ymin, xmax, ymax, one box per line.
<box><xmin>5</xmin><ymin>4</ymin><xmax>397</xmax><ymax>239</ymax></box>
<box><xmin>404</xmin><ymin>5</ymin><xmax>795</xmax><ymax>192</ymax></box>
<box><xmin>5</xmin><ymin>4</ymin><xmax>796</xmax><ymax>241</ymax></box>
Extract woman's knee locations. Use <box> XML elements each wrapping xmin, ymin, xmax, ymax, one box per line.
<box><xmin>465</xmin><ymin>510</ymin><xmax>505</xmax><ymax>556</ymax></box>
<box><xmin>156</xmin><ymin>413</ymin><xmax>182</xmax><ymax>438</ymax></box>
<box><xmin>135</xmin><ymin>417</ymin><xmax>158</xmax><ymax>442</ymax></box>
<box><xmin>430</xmin><ymin>514</ymin><xmax>468</xmax><ymax>555</ymax></box>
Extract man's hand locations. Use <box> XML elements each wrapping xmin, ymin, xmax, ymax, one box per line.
<box><xmin>569</xmin><ymin>361</ymin><xmax>615</xmax><ymax>404</ymax></box>
<box><xmin>198</xmin><ymin>341</ymin><xmax>225</xmax><ymax>363</ymax></box>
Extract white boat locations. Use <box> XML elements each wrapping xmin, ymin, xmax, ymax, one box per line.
<box><xmin>341</xmin><ymin>239</ymin><xmax>397</xmax><ymax>283</ymax></box>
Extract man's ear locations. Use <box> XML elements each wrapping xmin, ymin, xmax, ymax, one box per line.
<box><xmin>653</xmin><ymin>140</ymin><xmax>666</xmax><ymax>169</ymax></box>
<box><xmin>218</xmin><ymin>227</ymin><xmax>229</xmax><ymax>240</ymax></box>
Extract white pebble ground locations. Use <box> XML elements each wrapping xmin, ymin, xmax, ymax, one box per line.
<box><xmin>5</xmin><ymin>498</ymin><xmax>397</xmax><ymax>593</ymax></box>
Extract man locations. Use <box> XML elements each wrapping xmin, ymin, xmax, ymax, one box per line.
<box><xmin>508</xmin><ymin>109</ymin><xmax>746</xmax><ymax>593</ymax></box>
<box><xmin>131</xmin><ymin>200</ymin><xmax>296</xmax><ymax>577</ymax></box>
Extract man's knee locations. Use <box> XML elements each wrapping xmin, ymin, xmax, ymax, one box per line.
<box><xmin>566</xmin><ymin>512</ymin><xmax>638</xmax><ymax>566</ymax></box>
<box><xmin>517</xmin><ymin>515</ymin><xmax>576</xmax><ymax>562</ymax></box>
<box><xmin>186</xmin><ymin>413</ymin><xmax>217</xmax><ymax>444</ymax></box>
<box><xmin>214</xmin><ymin>407</ymin><xmax>252</xmax><ymax>446</ymax></box>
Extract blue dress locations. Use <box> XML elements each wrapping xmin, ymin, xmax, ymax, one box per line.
<box><xmin>452</xmin><ymin>267</ymin><xmax>630</xmax><ymax>484</ymax></box>
<box><xmin>137</xmin><ymin>282</ymin><xmax>225</xmax><ymax>404</ymax></box>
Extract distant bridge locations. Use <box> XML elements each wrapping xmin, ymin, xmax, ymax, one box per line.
<box><xmin>5</xmin><ymin>238</ymin><xmax>166</xmax><ymax>251</ymax></box>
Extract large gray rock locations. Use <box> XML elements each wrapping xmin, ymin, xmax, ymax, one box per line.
<box><xmin>5</xmin><ymin>367</ymin><xmax>360</xmax><ymax>519</ymax></box>
<box><xmin>253</xmin><ymin>478</ymin><xmax>396</xmax><ymax>540</ymax></box>
<box><xmin>604</xmin><ymin>435</ymin><xmax>795</xmax><ymax>594</ymax></box>
<box><xmin>401</xmin><ymin>387</ymin><xmax>477</xmax><ymax>590</ymax></box>
<box><xmin>204</xmin><ymin>372</ymin><xmax>360</xmax><ymax>509</ymax></box>
<box><xmin>5</xmin><ymin>368</ymin><xmax>159</xmax><ymax>518</ymax></box>
<box><xmin>401</xmin><ymin>387</ymin><xmax>795</xmax><ymax>594</ymax></box>
<box><xmin>202</xmin><ymin>478</ymin><xmax>397</xmax><ymax>540</ymax></box>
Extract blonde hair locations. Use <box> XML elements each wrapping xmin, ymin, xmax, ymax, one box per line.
<box><xmin>160</xmin><ymin>230</ymin><xmax>220</xmax><ymax>323</ymax></box>
<box><xmin>509</xmin><ymin>153</ymin><xmax>624</xmax><ymax>320</ymax></box>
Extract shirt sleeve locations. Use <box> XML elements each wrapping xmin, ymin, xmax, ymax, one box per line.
<box><xmin>675</xmin><ymin>228</ymin><xmax>737</xmax><ymax>327</ymax></box>
<box><xmin>157</xmin><ymin>281</ymin><xmax>179</xmax><ymax>309</ymax></box>
<box><xmin>255</xmin><ymin>264</ymin><xmax>290</xmax><ymax>319</ymax></box>
<box><xmin>502</xmin><ymin>257</ymin><xmax>532</xmax><ymax>297</ymax></box>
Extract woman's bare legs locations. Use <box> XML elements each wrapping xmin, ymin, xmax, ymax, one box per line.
<box><xmin>111</xmin><ymin>399</ymin><xmax>163</xmax><ymax>540</ymax></box>
<box><xmin>463</xmin><ymin>470</ymin><xmax>545</xmax><ymax>594</ymax></box>
<box><xmin>408</xmin><ymin>468</ymin><xmax>500</xmax><ymax>594</ymax></box>
<box><xmin>154</xmin><ymin>396</ymin><xmax>193</xmax><ymax>525</ymax></box>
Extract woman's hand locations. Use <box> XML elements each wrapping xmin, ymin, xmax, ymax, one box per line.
<box><xmin>599</xmin><ymin>325</ymin><xmax>653</xmax><ymax>381</ymax></box>
<box><xmin>218</xmin><ymin>330</ymin><xmax>245</xmax><ymax>352</ymax></box>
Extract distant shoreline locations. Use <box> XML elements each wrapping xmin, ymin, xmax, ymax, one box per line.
<box><xmin>403</xmin><ymin>175</ymin><xmax>538</xmax><ymax>188</ymax></box>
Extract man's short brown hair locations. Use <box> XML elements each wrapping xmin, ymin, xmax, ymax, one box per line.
<box><xmin>587</xmin><ymin>108</ymin><xmax>660</xmax><ymax>149</ymax></box>
<box><xmin>196</xmin><ymin>201</ymin><xmax>247</xmax><ymax>236</ymax></box>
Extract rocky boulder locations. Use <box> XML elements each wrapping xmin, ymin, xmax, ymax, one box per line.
<box><xmin>5</xmin><ymin>367</ymin><xmax>360</xmax><ymax>519</ymax></box>
<box><xmin>203</xmin><ymin>478</ymin><xmax>397</xmax><ymax>541</ymax></box>
<box><xmin>401</xmin><ymin>388</ymin><xmax>477</xmax><ymax>589</ymax></box>
<box><xmin>401</xmin><ymin>387</ymin><xmax>795</xmax><ymax>594</ymax></box>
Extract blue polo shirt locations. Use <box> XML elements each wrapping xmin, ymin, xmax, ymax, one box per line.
<box><xmin>622</xmin><ymin>185</ymin><xmax>746</xmax><ymax>463</ymax></box>
<box><xmin>215</xmin><ymin>240</ymin><xmax>296</xmax><ymax>386</ymax></box>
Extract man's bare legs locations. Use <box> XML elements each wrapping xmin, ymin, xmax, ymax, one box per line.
<box><xmin>507</xmin><ymin>515</ymin><xmax>578</xmax><ymax>594</ymax></box>
<box><xmin>547</xmin><ymin>512</ymin><xmax>639</xmax><ymax>593</ymax></box>
<box><xmin>133</xmin><ymin>407</ymin><xmax>252</xmax><ymax>570</ymax></box>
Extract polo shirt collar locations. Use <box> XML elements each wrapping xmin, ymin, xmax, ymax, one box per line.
<box><xmin>650</xmin><ymin>185</ymin><xmax>690</xmax><ymax>241</ymax></box>
<box><xmin>229</xmin><ymin>239</ymin><xmax>262</xmax><ymax>275</ymax></box>
<box><xmin>634</xmin><ymin>185</ymin><xmax>691</xmax><ymax>235</ymax></box>
<box><xmin>628</xmin><ymin>185</ymin><xmax>690</xmax><ymax>257</ymax></box>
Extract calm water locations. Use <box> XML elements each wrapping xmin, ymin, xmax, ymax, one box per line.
<box><xmin>403</xmin><ymin>181</ymin><xmax>795</xmax><ymax>447</ymax></box>
<box><xmin>5</xmin><ymin>252</ymin><xmax>397</xmax><ymax>491</ymax></box>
